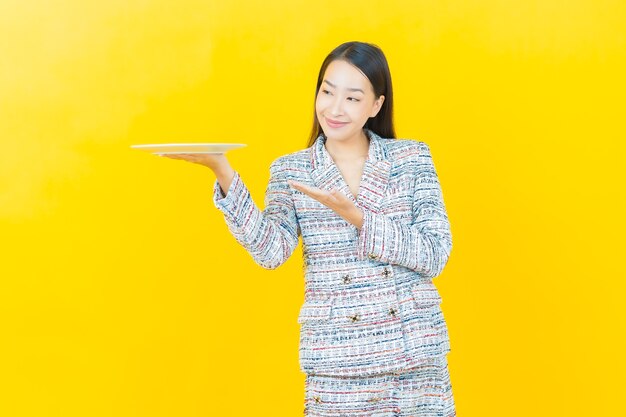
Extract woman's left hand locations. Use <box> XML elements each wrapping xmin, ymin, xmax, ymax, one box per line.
<box><xmin>287</xmin><ymin>180</ymin><xmax>364</xmax><ymax>229</ymax></box>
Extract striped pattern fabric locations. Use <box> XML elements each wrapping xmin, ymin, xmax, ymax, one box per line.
<box><xmin>304</xmin><ymin>355</ymin><xmax>455</xmax><ymax>416</ymax></box>
<box><xmin>212</xmin><ymin>129</ymin><xmax>454</xmax><ymax>411</ymax></box>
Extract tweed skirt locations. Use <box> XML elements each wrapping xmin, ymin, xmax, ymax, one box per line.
<box><xmin>303</xmin><ymin>355</ymin><xmax>455</xmax><ymax>417</ymax></box>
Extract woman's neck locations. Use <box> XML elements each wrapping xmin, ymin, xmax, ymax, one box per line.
<box><xmin>324</xmin><ymin>129</ymin><xmax>370</xmax><ymax>162</ymax></box>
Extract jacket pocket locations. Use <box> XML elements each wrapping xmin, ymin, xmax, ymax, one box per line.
<box><xmin>408</xmin><ymin>281</ymin><xmax>442</xmax><ymax>327</ymax></box>
<box><xmin>410</xmin><ymin>281</ymin><xmax>442</xmax><ymax>307</ymax></box>
<box><xmin>297</xmin><ymin>300</ymin><xmax>332</xmax><ymax>324</ymax></box>
<box><xmin>401</xmin><ymin>281</ymin><xmax>448</xmax><ymax>364</ymax></box>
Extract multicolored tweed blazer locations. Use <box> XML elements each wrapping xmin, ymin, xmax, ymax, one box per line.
<box><xmin>213</xmin><ymin>129</ymin><xmax>452</xmax><ymax>377</ymax></box>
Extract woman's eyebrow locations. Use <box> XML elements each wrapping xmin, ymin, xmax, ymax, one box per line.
<box><xmin>323</xmin><ymin>80</ymin><xmax>364</xmax><ymax>94</ymax></box>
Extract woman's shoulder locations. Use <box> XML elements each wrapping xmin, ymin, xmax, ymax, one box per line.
<box><xmin>382</xmin><ymin>137</ymin><xmax>432</xmax><ymax>159</ymax></box>
<box><xmin>268</xmin><ymin>147</ymin><xmax>311</xmax><ymax>172</ymax></box>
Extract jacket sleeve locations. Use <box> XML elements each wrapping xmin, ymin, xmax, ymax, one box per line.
<box><xmin>212</xmin><ymin>159</ymin><xmax>300</xmax><ymax>269</ymax></box>
<box><xmin>356</xmin><ymin>142</ymin><xmax>452</xmax><ymax>278</ymax></box>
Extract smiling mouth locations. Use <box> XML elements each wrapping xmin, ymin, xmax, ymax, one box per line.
<box><xmin>325</xmin><ymin>117</ymin><xmax>349</xmax><ymax>127</ymax></box>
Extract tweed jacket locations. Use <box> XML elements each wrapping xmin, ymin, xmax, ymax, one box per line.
<box><xmin>212</xmin><ymin>129</ymin><xmax>452</xmax><ymax>377</ymax></box>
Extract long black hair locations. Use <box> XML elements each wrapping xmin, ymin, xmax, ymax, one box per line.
<box><xmin>307</xmin><ymin>41</ymin><xmax>395</xmax><ymax>147</ymax></box>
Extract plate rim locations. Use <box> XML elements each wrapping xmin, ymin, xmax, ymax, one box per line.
<box><xmin>131</xmin><ymin>143</ymin><xmax>246</xmax><ymax>148</ymax></box>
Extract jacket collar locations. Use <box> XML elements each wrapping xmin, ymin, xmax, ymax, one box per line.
<box><xmin>310</xmin><ymin>128</ymin><xmax>388</xmax><ymax>169</ymax></box>
<box><xmin>309</xmin><ymin>128</ymin><xmax>392</xmax><ymax>211</ymax></box>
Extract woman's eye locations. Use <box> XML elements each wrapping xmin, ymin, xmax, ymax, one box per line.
<box><xmin>348</xmin><ymin>97</ymin><xmax>360</xmax><ymax>102</ymax></box>
<box><xmin>322</xmin><ymin>89</ymin><xmax>331</xmax><ymax>95</ymax></box>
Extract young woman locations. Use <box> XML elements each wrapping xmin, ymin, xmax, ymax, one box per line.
<box><xmin>165</xmin><ymin>41</ymin><xmax>455</xmax><ymax>417</ymax></box>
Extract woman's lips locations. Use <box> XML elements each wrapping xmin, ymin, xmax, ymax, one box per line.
<box><xmin>325</xmin><ymin>117</ymin><xmax>349</xmax><ymax>128</ymax></box>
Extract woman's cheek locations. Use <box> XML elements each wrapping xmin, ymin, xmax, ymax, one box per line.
<box><xmin>315</xmin><ymin>95</ymin><xmax>328</xmax><ymax>112</ymax></box>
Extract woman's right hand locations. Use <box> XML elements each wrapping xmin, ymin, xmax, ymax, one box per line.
<box><xmin>161</xmin><ymin>153</ymin><xmax>235</xmax><ymax>195</ymax></box>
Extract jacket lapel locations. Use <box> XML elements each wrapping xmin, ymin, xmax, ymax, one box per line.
<box><xmin>310</xmin><ymin>129</ymin><xmax>391</xmax><ymax>213</ymax></box>
<box><xmin>309</xmin><ymin>147</ymin><xmax>351</xmax><ymax>200</ymax></box>
<box><xmin>358</xmin><ymin>130</ymin><xmax>391</xmax><ymax>213</ymax></box>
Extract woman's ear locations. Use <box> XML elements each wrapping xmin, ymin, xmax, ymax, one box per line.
<box><xmin>370</xmin><ymin>95</ymin><xmax>385</xmax><ymax>117</ymax></box>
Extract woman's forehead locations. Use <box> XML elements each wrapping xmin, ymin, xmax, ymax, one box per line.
<box><xmin>322</xmin><ymin>60</ymin><xmax>372</xmax><ymax>92</ymax></box>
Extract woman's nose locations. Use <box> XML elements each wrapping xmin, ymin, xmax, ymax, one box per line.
<box><xmin>330</xmin><ymin>96</ymin><xmax>344</xmax><ymax>116</ymax></box>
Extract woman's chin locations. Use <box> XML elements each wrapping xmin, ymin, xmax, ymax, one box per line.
<box><xmin>323</xmin><ymin>132</ymin><xmax>346</xmax><ymax>142</ymax></box>
<box><xmin>321</xmin><ymin>126</ymin><xmax>348</xmax><ymax>139</ymax></box>
<box><xmin>322</xmin><ymin>128</ymin><xmax>366</xmax><ymax>143</ymax></box>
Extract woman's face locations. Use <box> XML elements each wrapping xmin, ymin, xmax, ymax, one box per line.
<box><xmin>315</xmin><ymin>59</ymin><xmax>384</xmax><ymax>144</ymax></box>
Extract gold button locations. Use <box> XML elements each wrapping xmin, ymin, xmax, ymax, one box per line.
<box><xmin>368</xmin><ymin>254</ymin><xmax>377</xmax><ymax>259</ymax></box>
<box><xmin>313</xmin><ymin>396</ymin><xmax>322</xmax><ymax>404</ymax></box>
<box><xmin>349</xmin><ymin>314</ymin><xmax>359</xmax><ymax>322</ymax></box>
<box><xmin>342</xmin><ymin>274</ymin><xmax>352</xmax><ymax>284</ymax></box>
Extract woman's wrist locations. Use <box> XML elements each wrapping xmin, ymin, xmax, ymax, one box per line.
<box><xmin>347</xmin><ymin>207</ymin><xmax>364</xmax><ymax>229</ymax></box>
<box><xmin>214</xmin><ymin>166</ymin><xmax>235</xmax><ymax>196</ymax></box>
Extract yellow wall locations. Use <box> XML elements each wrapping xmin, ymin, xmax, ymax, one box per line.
<box><xmin>1</xmin><ymin>1</ymin><xmax>624</xmax><ymax>415</ymax></box>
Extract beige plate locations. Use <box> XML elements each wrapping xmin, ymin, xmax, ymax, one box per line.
<box><xmin>131</xmin><ymin>143</ymin><xmax>246</xmax><ymax>154</ymax></box>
